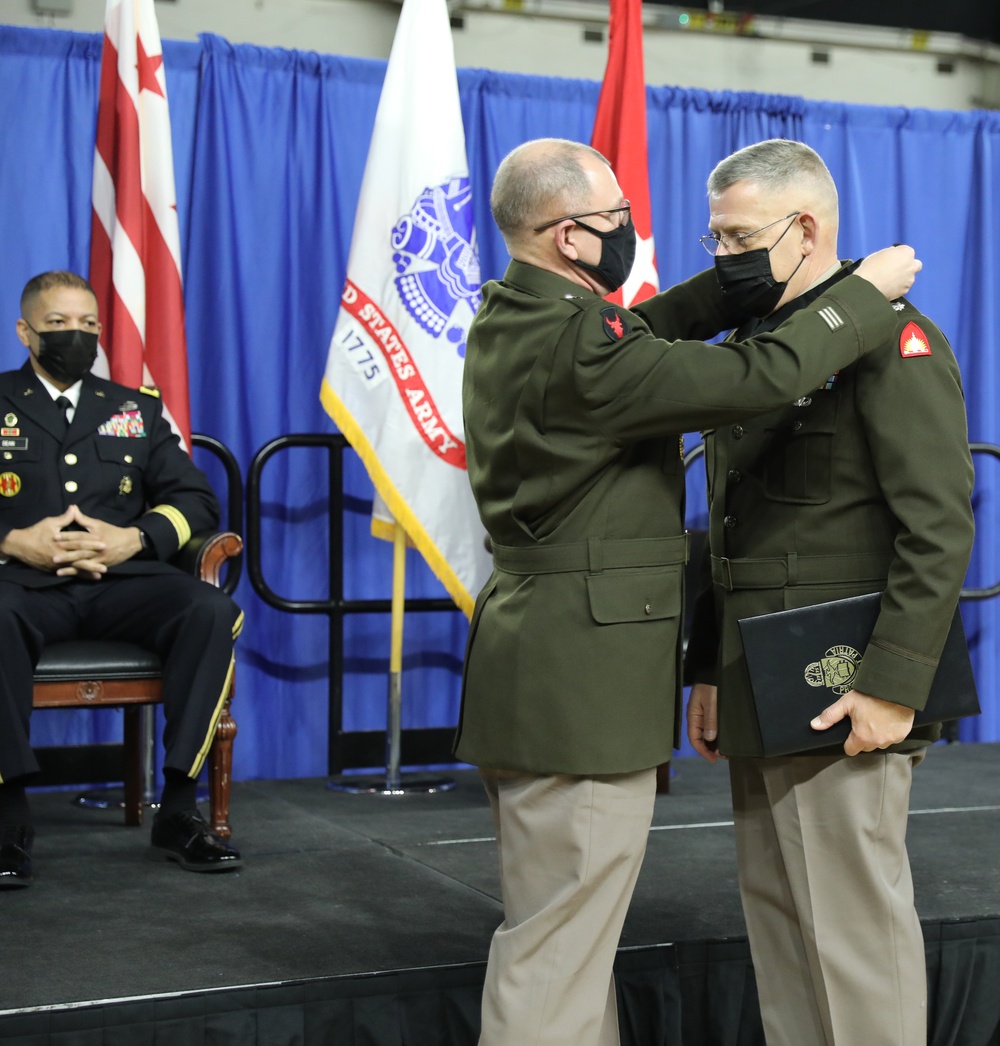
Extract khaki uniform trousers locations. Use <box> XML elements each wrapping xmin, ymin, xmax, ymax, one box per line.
<box><xmin>477</xmin><ymin>767</ymin><xmax>657</xmax><ymax>1046</ymax></box>
<box><xmin>729</xmin><ymin>751</ymin><xmax>927</xmax><ymax>1046</ymax></box>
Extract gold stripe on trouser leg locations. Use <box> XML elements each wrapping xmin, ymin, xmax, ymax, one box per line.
<box><xmin>187</xmin><ymin>653</ymin><xmax>235</xmax><ymax>778</ymax></box>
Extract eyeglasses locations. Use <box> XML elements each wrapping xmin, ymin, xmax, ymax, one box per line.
<box><xmin>699</xmin><ymin>212</ymin><xmax>801</xmax><ymax>255</ymax></box>
<box><xmin>534</xmin><ymin>201</ymin><xmax>631</xmax><ymax>233</ymax></box>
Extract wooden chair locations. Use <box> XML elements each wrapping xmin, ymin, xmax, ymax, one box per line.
<box><xmin>31</xmin><ymin>531</ymin><xmax>242</xmax><ymax>839</ymax></box>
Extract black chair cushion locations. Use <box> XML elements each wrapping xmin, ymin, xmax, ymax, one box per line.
<box><xmin>34</xmin><ymin>641</ymin><xmax>163</xmax><ymax>682</ymax></box>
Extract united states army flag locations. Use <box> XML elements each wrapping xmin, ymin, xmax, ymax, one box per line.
<box><xmin>320</xmin><ymin>0</ymin><xmax>490</xmax><ymax>617</ymax></box>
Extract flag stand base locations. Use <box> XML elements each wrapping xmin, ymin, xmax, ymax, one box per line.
<box><xmin>73</xmin><ymin>786</ymin><xmax>210</xmax><ymax>811</ymax></box>
<box><xmin>326</xmin><ymin>773</ymin><xmax>456</xmax><ymax>796</ymax></box>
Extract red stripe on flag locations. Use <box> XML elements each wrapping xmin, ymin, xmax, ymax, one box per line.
<box><xmin>340</xmin><ymin>279</ymin><xmax>467</xmax><ymax>470</ymax></box>
<box><xmin>89</xmin><ymin>205</ymin><xmax>115</xmax><ymax>356</ymax></box>
<box><xmin>108</xmin><ymin>285</ymin><xmax>146</xmax><ymax>378</ymax></box>
<box><xmin>92</xmin><ymin>33</ymin><xmax>119</xmax><ymax>191</ymax></box>
<box><xmin>89</xmin><ymin>1</ymin><xmax>192</xmax><ymax>449</ymax></box>
<box><xmin>141</xmin><ymin>197</ymin><xmax>190</xmax><ymax>440</ymax></box>
<box><xmin>93</xmin><ymin>57</ymin><xmax>146</xmax><ymax>293</ymax></box>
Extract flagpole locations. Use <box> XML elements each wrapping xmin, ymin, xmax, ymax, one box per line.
<box><xmin>385</xmin><ymin>521</ymin><xmax>407</xmax><ymax>789</ymax></box>
<box><xmin>328</xmin><ymin>520</ymin><xmax>455</xmax><ymax>795</ymax></box>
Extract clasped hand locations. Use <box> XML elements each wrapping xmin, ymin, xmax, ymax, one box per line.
<box><xmin>1</xmin><ymin>504</ymin><xmax>142</xmax><ymax>580</ymax></box>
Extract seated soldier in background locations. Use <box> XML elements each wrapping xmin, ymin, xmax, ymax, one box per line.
<box><xmin>0</xmin><ymin>270</ymin><xmax>244</xmax><ymax>889</ymax></box>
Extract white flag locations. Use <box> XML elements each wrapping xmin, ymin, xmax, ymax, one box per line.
<box><xmin>320</xmin><ymin>0</ymin><xmax>491</xmax><ymax>616</ymax></box>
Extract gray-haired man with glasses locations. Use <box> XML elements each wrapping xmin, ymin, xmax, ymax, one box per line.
<box><xmin>455</xmin><ymin>136</ymin><xmax>922</xmax><ymax>1046</ymax></box>
<box><xmin>685</xmin><ymin>138</ymin><xmax>974</xmax><ymax>1046</ymax></box>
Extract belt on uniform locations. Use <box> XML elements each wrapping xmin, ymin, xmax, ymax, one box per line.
<box><xmin>710</xmin><ymin>552</ymin><xmax>892</xmax><ymax>591</ymax></box>
<box><xmin>491</xmin><ymin>534</ymin><xmax>690</xmax><ymax>576</ymax></box>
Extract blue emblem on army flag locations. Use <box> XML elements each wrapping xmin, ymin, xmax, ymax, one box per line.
<box><xmin>601</xmin><ymin>306</ymin><xmax>630</xmax><ymax>342</ymax></box>
<box><xmin>391</xmin><ymin>177</ymin><xmax>482</xmax><ymax>359</ymax></box>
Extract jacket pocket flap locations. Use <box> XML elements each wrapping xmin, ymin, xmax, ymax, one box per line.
<box><xmin>586</xmin><ymin>567</ymin><xmax>681</xmax><ymax>624</ymax></box>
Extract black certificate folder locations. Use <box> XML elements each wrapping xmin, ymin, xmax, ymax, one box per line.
<box><xmin>738</xmin><ymin>593</ymin><xmax>980</xmax><ymax>757</ymax></box>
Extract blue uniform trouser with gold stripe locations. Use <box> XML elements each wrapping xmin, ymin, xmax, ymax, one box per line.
<box><xmin>0</xmin><ymin>574</ymin><xmax>241</xmax><ymax>784</ymax></box>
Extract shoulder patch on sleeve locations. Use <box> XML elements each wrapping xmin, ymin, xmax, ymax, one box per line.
<box><xmin>139</xmin><ymin>385</ymin><xmax>162</xmax><ymax>398</ymax></box>
<box><xmin>600</xmin><ymin>306</ymin><xmax>629</xmax><ymax>342</ymax></box>
<box><xmin>899</xmin><ymin>321</ymin><xmax>932</xmax><ymax>358</ymax></box>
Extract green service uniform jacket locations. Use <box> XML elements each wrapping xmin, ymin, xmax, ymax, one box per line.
<box><xmin>455</xmin><ymin>259</ymin><xmax>913</xmax><ymax>776</ymax></box>
<box><xmin>685</xmin><ymin>262</ymin><xmax>976</xmax><ymax>757</ymax></box>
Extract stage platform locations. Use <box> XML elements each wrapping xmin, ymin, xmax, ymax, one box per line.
<box><xmin>2</xmin><ymin>743</ymin><xmax>999</xmax><ymax>1046</ymax></box>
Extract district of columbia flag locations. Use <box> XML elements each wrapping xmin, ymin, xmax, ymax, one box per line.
<box><xmin>591</xmin><ymin>0</ymin><xmax>659</xmax><ymax>308</ymax></box>
<box><xmin>90</xmin><ymin>0</ymin><xmax>191</xmax><ymax>449</ymax></box>
<box><xmin>320</xmin><ymin>0</ymin><xmax>492</xmax><ymax>618</ymax></box>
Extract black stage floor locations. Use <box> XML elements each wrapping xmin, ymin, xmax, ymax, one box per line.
<box><xmin>2</xmin><ymin>743</ymin><xmax>999</xmax><ymax>1045</ymax></box>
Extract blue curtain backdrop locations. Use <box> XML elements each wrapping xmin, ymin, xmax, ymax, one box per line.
<box><xmin>0</xmin><ymin>24</ymin><xmax>997</xmax><ymax>780</ymax></box>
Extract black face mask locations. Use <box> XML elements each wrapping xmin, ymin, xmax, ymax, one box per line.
<box><xmin>713</xmin><ymin>219</ymin><xmax>805</xmax><ymax>318</ymax></box>
<box><xmin>28</xmin><ymin>326</ymin><xmax>99</xmax><ymax>384</ymax></box>
<box><xmin>572</xmin><ymin>215</ymin><xmax>637</xmax><ymax>293</ymax></box>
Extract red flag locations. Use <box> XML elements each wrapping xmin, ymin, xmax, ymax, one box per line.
<box><xmin>590</xmin><ymin>0</ymin><xmax>659</xmax><ymax>307</ymax></box>
<box><xmin>90</xmin><ymin>0</ymin><xmax>191</xmax><ymax>448</ymax></box>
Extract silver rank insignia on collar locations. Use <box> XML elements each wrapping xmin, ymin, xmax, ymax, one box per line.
<box><xmin>891</xmin><ymin>301</ymin><xmax>906</xmax><ymax>311</ymax></box>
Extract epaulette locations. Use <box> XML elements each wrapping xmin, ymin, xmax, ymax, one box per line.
<box><xmin>139</xmin><ymin>385</ymin><xmax>161</xmax><ymax>399</ymax></box>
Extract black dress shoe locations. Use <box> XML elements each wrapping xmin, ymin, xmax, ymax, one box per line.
<box><xmin>149</xmin><ymin>810</ymin><xmax>242</xmax><ymax>873</ymax></box>
<box><xmin>0</xmin><ymin>824</ymin><xmax>34</xmax><ymax>889</ymax></box>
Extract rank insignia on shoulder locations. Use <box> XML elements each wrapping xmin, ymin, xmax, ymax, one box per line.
<box><xmin>899</xmin><ymin>321</ymin><xmax>932</xmax><ymax>358</ymax></box>
<box><xmin>600</xmin><ymin>306</ymin><xmax>629</xmax><ymax>342</ymax></box>
<box><xmin>139</xmin><ymin>385</ymin><xmax>161</xmax><ymax>398</ymax></box>
<box><xmin>891</xmin><ymin>300</ymin><xmax>906</xmax><ymax>312</ymax></box>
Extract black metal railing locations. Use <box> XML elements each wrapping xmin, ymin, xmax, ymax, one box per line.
<box><xmin>245</xmin><ymin>433</ymin><xmax>457</xmax><ymax>774</ymax></box>
<box><xmin>963</xmin><ymin>443</ymin><xmax>1000</xmax><ymax>600</ymax></box>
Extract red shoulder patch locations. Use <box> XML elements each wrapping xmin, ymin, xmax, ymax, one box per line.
<box><xmin>899</xmin><ymin>321</ymin><xmax>932</xmax><ymax>358</ymax></box>
<box><xmin>601</xmin><ymin>306</ymin><xmax>629</xmax><ymax>342</ymax></box>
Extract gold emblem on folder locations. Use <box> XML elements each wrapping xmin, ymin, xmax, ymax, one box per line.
<box><xmin>804</xmin><ymin>644</ymin><xmax>862</xmax><ymax>696</ymax></box>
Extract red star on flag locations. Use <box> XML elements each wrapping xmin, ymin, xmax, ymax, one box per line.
<box><xmin>136</xmin><ymin>35</ymin><xmax>164</xmax><ymax>98</ymax></box>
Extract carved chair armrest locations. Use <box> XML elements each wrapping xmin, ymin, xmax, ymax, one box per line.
<box><xmin>172</xmin><ymin>531</ymin><xmax>244</xmax><ymax>589</ymax></box>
